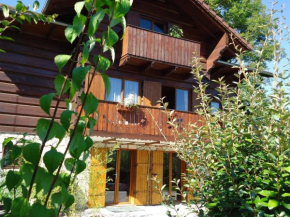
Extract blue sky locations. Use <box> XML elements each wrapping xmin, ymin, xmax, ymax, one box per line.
<box><xmin>1</xmin><ymin>0</ymin><xmax>290</xmax><ymax>72</ymax></box>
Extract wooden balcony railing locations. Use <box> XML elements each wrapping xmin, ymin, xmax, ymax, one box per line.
<box><xmin>121</xmin><ymin>25</ymin><xmax>201</xmax><ymax>68</ymax></box>
<box><xmin>94</xmin><ymin>101</ymin><xmax>203</xmax><ymax>140</ymax></box>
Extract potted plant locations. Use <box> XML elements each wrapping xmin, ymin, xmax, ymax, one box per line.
<box><xmin>117</xmin><ymin>93</ymin><xmax>139</xmax><ymax>113</ymax></box>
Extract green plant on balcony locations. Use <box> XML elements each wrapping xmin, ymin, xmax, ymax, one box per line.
<box><xmin>117</xmin><ymin>93</ymin><xmax>139</xmax><ymax>113</ymax></box>
<box><xmin>169</xmin><ymin>25</ymin><xmax>183</xmax><ymax>38</ymax></box>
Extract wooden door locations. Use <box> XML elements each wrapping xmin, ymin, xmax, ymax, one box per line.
<box><xmin>143</xmin><ymin>81</ymin><xmax>162</xmax><ymax>106</ymax></box>
<box><xmin>88</xmin><ymin>148</ymin><xmax>108</xmax><ymax>208</ymax></box>
<box><xmin>150</xmin><ymin>151</ymin><xmax>164</xmax><ymax>205</ymax></box>
<box><xmin>134</xmin><ymin>150</ymin><xmax>150</xmax><ymax>205</ymax></box>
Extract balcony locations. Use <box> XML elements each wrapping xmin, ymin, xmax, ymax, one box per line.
<box><xmin>93</xmin><ymin>101</ymin><xmax>203</xmax><ymax>141</ymax></box>
<box><xmin>119</xmin><ymin>25</ymin><xmax>201</xmax><ymax>80</ymax></box>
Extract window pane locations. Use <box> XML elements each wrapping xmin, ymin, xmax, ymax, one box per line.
<box><xmin>106</xmin><ymin>77</ymin><xmax>122</xmax><ymax>102</ymax></box>
<box><xmin>176</xmin><ymin>89</ymin><xmax>188</xmax><ymax>111</ymax></box>
<box><xmin>140</xmin><ymin>18</ymin><xmax>151</xmax><ymax>30</ymax></box>
<box><xmin>124</xmin><ymin>80</ymin><xmax>139</xmax><ymax>104</ymax></box>
<box><xmin>154</xmin><ymin>22</ymin><xmax>165</xmax><ymax>33</ymax></box>
<box><xmin>211</xmin><ymin>102</ymin><xmax>220</xmax><ymax>113</ymax></box>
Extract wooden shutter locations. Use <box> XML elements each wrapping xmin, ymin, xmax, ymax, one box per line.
<box><xmin>88</xmin><ymin>73</ymin><xmax>105</xmax><ymax>100</ymax></box>
<box><xmin>127</xmin><ymin>10</ymin><xmax>140</xmax><ymax>26</ymax></box>
<box><xmin>88</xmin><ymin>148</ymin><xmax>108</xmax><ymax>208</ymax></box>
<box><xmin>143</xmin><ymin>81</ymin><xmax>162</xmax><ymax>106</ymax></box>
<box><xmin>192</xmin><ymin>89</ymin><xmax>201</xmax><ymax>112</ymax></box>
<box><xmin>134</xmin><ymin>150</ymin><xmax>149</xmax><ymax>205</ymax></box>
<box><xmin>150</xmin><ymin>151</ymin><xmax>163</xmax><ymax>205</ymax></box>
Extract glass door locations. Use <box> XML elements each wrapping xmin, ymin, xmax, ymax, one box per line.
<box><xmin>105</xmin><ymin>150</ymin><xmax>132</xmax><ymax>204</ymax></box>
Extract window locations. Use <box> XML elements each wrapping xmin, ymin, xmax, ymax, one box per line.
<box><xmin>140</xmin><ymin>17</ymin><xmax>166</xmax><ymax>34</ymax></box>
<box><xmin>2</xmin><ymin>144</ymin><xmax>12</xmax><ymax>168</ymax></box>
<box><xmin>106</xmin><ymin>77</ymin><xmax>122</xmax><ymax>102</ymax></box>
<box><xmin>105</xmin><ymin>77</ymin><xmax>139</xmax><ymax>104</ymax></box>
<box><xmin>211</xmin><ymin>102</ymin><xmax>220</xmax><ymax>113</ymax></box>
<box><xmin>162</xmin><ymin>86</ymin><xmax>189</xmax><ymax>111</ymax></box>
<box><xmin>176</xmin><ymin>89</ymin><xmax>188</xmax><ymax>112</ymax></box>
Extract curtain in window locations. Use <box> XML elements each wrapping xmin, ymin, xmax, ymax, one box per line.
<box><xmin>106</xmin><ymin>77</ymin><xmax>122</xmax><ymax>102</ymax></box>
<box><xmin>176</xmin><ymin>89</ymin><xmax>188</xmax><ymax>111</ymax></box>
<box><xmin>124</xmin><ymin>80</ymin><xmax>139</xmax><ymax>104</ymax></box>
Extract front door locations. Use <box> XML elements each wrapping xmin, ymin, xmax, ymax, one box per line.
<box><xmin>105</xmin><ymin>150</ymin><xmax>132</xmax><ymax>204</ymax></box>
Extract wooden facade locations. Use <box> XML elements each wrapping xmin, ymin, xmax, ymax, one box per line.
<box><xmin>0</xmin><ymin>0</ymin><xmax>252</xmax><ymax>207</ymax></box>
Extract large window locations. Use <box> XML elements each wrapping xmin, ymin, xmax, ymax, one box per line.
<box><xmin>106</xmin><ymin>77</ymin><xmax>139</xmax><ymax>104</ymax></box>
<box><xmin>140</xmin><ymin>17</ymin><xmax>166</xmax><ymax>34</ymax></box>
<box><xmin>162</xmin><ymin>86</ymin><xmax>189</xmax><ymax>111</ymax></box>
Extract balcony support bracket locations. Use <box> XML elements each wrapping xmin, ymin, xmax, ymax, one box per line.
<box><xmin>139</xmin><ymin>61</ymin><xmax>155</xmax><ymax>73</ymax></box>
<box><xmin>162</xmin><ymin>66</ymin><xmax>178</xmax><ymax>76</ymax></box>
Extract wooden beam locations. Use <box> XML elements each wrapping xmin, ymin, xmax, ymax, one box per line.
<box><xmin>119</xmin><ymin>55</ymin><xmax>131</xmax><ymax>67</ymax></box>
<box><xmin>103</xmin><ymin>138</ymin><xmax>116</xmax><ymax>143</ymax></box>
<box><xmin>139</xmin><ymin>61</ymin><xmax>155</xmax><ymax>73</ymax></box>
<box><xmin>181</xmin><ymin>72</ymin><xmax>194</xmax><ymax>80</ymax></box>
<box><xmin>162</xmin><ymin>66</ymin><xmax>177</xmax><ymax>76</ymax></box>
<box><xmin>145</xmin><ymin>141</ymin><xmax>160</xmax><ymax>146</ymax></box>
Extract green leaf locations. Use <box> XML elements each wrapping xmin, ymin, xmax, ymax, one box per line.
<box><xmin>15</xmin><ymin>2</ymin><xmax>24</xmax><ymax>12</ymax></box>
<box><xmin>22</xmin><ymin>143</ymin><xmax>40</xmax><ymax>166</ymax></box>
<box><xmin>0</xmin><ymin>36</ymin><xmax>14</xmax><ymax>41</ymax></box>
<box><xmin>33</xmin><ymin>0</ymin><xmax>40</xmax><ymax>11</ymax></box>
<box><xmin>60</xmin><ymin>110</ymin><xmax>74</xmax><ymax>131</ymax></box>
<box><xmin>258</xmin><ymin>190</ymin><xmax>277</xmax><ymax>198</ymax></box>
<box><xmin>76</xmin><ymin>159</ymin><xmax>86</xmax><ymax>174</ymax></box>
<box><xmin>282</xmin><ymin>202</ymin><xmax>290</xmax><ymax>210</ymax></box>
<box><xmin>51</xmin><ymin>192</ymin><xmax>62</xmax><ymax>208</ymax></box>
<box><xmin>21</xmin><ymin>184</ymin><xmax>28</xmax><ymax>197</ymax></box>
<box><xmin>85</xmin><ymin>136</ymin><xmax>93</xmax><ymax>151</ymax></box>
<box><xmin>36</xmin><ymin>119</ymin><xmax>66</xmax><ymax>143</ymax></box>
<box><xmin>64</xmin><ymin>158</ymin><xmax>75</xmax><ymax>171</ymax></box>
<box><xmin>88</xmin><ymin>10</ymin><xmax>105</xmax><ymax>37</ymax></box>
<box><xmin>102</xmin><ymin>73</ymin><xmax>111</xmax><ymax>99</ymax></box>
<box><xmin>74</xmin><ymin>1</ymin><xmax>85</xmax><ymax>17</ymax></box>
<box><xmin>64</xmin><ymin>194</ymin><xmax>75</xmax><ymax>209</ymax></box>
<box><xmin>65</xmin><ymin>25</ymin><xmax>78</xmax><ymax>44</ymax></box>
<box><xmin>107</xmin><ymin>27</ymin><xmax>119</xmax><ymax>47</ymax></box>
<box><xmin>96</xmin><ymin>55</ymin><xmax>111</xmax><ymax>73</ymax></box>
<box><xmin>120</xmin><ymin>16</ymin><xmax>126</xmax><ymax>39</ymax></box>
<box><xmin>40</xmin><ymin>93</ymin><xmax>56</xmax><ymax>116</ymax></box>
<box><xmin>109</xmin><ymin>47</ymin><xmax>115</xmax><ymax>63</ymax></box>
<box><xmin>282</xmin><ymin>193</ymin><xmax>290</xmax><ymax>197</ymax></box>
<box><xmin>11</xmin><ymin>145</ymin><xmax>22</xmax><ymax>161</ymax></box>
<box><xmin>43</xmin><ymin>148</ymin><xmax>64</xmax><ymax>174</ymax></box>
<box><xmin>29</xmin><ymin>202</ymin><xmax>50</xmax><ymax>217</ymax></box>
<box><xmin>54</xmin><ymin>55</ymin><xmax>71</xmax><ymax>72</ymax></box>
<box><xmin>206</xmin><ymin>203</ymin><xmax>217</xmax><ymax>208</ymax></box>
<box><xmin>268</xmin><ymin>199</ymin><xmax>279</xmax><ymax>210</ymax></box>
<box><xmin>11</xmin><ymin>197</ymin><xmax>30</xmax><ymax>217</ymax></box>
<box><xmin>0</xmin><ymin>48</ymin><xmax>6</xmax><ymax>53</ymax></box>
<box><xmin>73</xmin><ymin>14</ymin><xmax>86</xmax><ymax>36</ymax></box>
<box><xmin>20</xmin><ymin>163</ymin><xmax>34</xmax><ymax>186</ymax></box>
<box><xmin>69</xmin><ymin>84</ymin><xmax>76</xmax><ymax>101</ymax></box>
<box><xmin>87</xmin><ymin>117</ymin><xmax>97</xmax><ymax>136</ymax></box>
<box><xmin>81</xmin><ymin>93</ymin><xmax>99</xmax><ymax>117</ymax></box>
<box><xmin>284</xmin><ymin>166</ymin><xmax>290</xmax><ymax>173</ymax></box>
<box><xmin>35</xmin><ymin>167</ymin><xmax>54</xmax><ymax>194</ymax></box>
<box><xmin>72</xmin><ymin>66</ymin><xmax>91</xmax><ymax>90</ymax></box>
<box><xmin>2</xmin><ymin>5</ymin><xmax>9</xmax><ymax>17</ymax></box>
<box><xmin>6</xmin><ymin>171</ymin><xmax>21</xmax><ymax>191</ymax></box>
<box><xmin>80</xmin><ymin>44</ymin><xmax>89</xmax><ymax>65</ymax></box>
<box><xmin>114</xmin><ymin>0</ymin><xmax>131</xmax><ymax>18</ymax></box>
<box><xmin>69</xmin><ymin>134</ymin><xmax>86</xmax><ymax>159</ymax></box>
<box><xmin>55</xmin><ymin>74</ymin><xmax>70</xmax><ymax>96</ymax></box>
<box><xmin>24</xmin><ymin>14</ymin><xmax>31</xmax><ymax>24</ymax></box>
<box><xmin>3</xmin><ymin>197</ymin><xmax>12</xmax><ymax>214</ymax></box>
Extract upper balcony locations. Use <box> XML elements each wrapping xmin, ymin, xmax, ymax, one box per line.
<box><xmin>119</xmin><ymin>25</ymin><xmax>201</xmax><ymax>80</ymax></box>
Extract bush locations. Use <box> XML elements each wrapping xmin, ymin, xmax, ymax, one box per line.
<box><xmin>162</xmin><ymin>6</ymin><xmax>290</xmax><ymax>217</ymax></box>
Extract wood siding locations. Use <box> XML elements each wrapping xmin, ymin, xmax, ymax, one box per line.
<box><xmin>0</xmin><ymin>30</ymin><xmax>71</xmax><ymax>133</ymax></box>
<box><xmin>94</xmin><ymin>101</ymin><xmax>203</xmax><ymax>140</ymax></box>
<box><xmin>122</xmin><ymin>25</ymin><xmax>201</xmax><ymax>67</ymax></box>
<box><xmin>143</xmin><ymin>81</ymin><xmax>161</xmax><ymax>106</ymax></box>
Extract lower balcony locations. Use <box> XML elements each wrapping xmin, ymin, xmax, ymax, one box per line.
<box><xmin>93</xmin><ymin>101</ymin><xmax>203</xmax><ymax>141</ymax></box>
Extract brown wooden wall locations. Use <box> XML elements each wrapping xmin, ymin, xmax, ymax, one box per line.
<box><xmin>0</xmin><ymin>25</ymin><xmax>72</xmax><ymax>133</ymax></box>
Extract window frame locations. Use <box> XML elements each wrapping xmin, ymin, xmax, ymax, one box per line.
<box><xmin>2</xmin><ymin>143</ymin><xmax>21</xmax><ymax>169</ymax></box>
<box><xmin>105</xmin><ymin>76</ymin><xmax>141</xmax><ymax>104</ymax></box>
<box><xmin>162</xmin><ymin>85</ymin><xmax>191</xmax><ymax>112</ymax></box>
<box><xmin>139</xmin><ymin>16</ymin><xmax>167</xmax><ymax>34</ymax></box>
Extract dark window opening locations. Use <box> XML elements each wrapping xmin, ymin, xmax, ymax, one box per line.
<box><xmin>140</xmin><ymin>17</ymin><xmax>166</xmax><ymax>34</ymax></box>
<box><xmin>162</xmin><ymin>86</ymin><xmax>175</xmax><ymax>110</ymax></box>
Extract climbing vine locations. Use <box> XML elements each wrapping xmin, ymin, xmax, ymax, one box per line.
<box><xmin>0</xmin><ymin>0</ymin><xmax>132</xmax><ymax>216</ymax></box>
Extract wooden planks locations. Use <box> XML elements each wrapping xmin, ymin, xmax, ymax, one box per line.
<box><xmin>150</xmin><ymin>151</ymin><xmax>163</xmax><ymax>205</ymax></box>
<box><xmin>142</xmin><ymin>81</ymin><xmax>162</xmax><ymax>106</ymax></box>
<box><xmin>121</xmin><ymin>26</ymin><xmax>201</xmax><ymax>67</ymax></box>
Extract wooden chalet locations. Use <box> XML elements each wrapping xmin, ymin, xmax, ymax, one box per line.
<box><xmin>0</xmin><ymin>0</ymin><xmax>252</xmax><ymax>207</ymax></box>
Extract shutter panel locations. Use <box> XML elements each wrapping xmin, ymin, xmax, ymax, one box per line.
<box><xmin>88</xmin><ymin>148</ymin><xmax>108</xmax><ymax>208</ymax></box>
<box><xmin>127</xmin><ymin>10</ymin><xmax>140</xmax><ymax>26</ymax></box>
<box><xmin>150</xmin><ymin>151</ymin><xmax>163</xmax><ymax>205</ymax></box>
<box><xmin>89</xmin><ymin>73</ymin><xmax>105</xmax><ymax>100</ymax></box>
<box><xmin>143</xmin><ymin>81</ymin><xmax>162</xmax><ymax>106</ymax></box>
<box><xmin>192</xmin><ymin>89</ymin><xmax>201</xmax><ymax>112</ymax></box>
<box><xmin>134</xmin><ymin>150</ymin><xmax>149</xmax><ymax>205</ymax></box>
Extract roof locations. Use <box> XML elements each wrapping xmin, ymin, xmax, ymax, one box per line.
<box><xmin>190</xmin><ymin>0</ymin><xmax>253</xmax><ymax>51</ymax></box>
